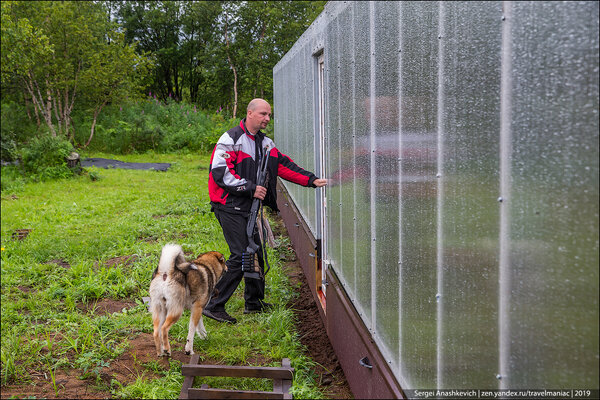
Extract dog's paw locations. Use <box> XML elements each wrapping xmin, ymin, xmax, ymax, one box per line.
<box><xmin>162</xmin><ymin>349</ymin><xmax>171</xmax><ymax>357</ymax></box>
<box><xmin>197</xmin><ymin>329</ymin><xmax>208</xmax><ymax>339</ymax></box>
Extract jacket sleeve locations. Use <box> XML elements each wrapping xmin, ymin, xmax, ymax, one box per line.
<box><xmin>271</xmin><ymin>147</ymin><xmax>318</xmax><ymax>187</ymax></box>
<box><xmin>210</xmin><ymin>134</ymin><xmax>255</xmax><ymax>197</ymax></box>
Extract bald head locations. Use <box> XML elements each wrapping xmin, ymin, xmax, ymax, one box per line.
<box><xmin>247</xmin><ymin>98</ymin><xmax>270</xmax><ymax>112</ymax></box>
<box><xmin>245</xmin><ymin>98</ymin><xmax>272</xmax><ymax>134</ymax></box>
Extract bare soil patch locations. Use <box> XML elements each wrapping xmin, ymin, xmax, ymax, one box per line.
<box><xmin>76</xmin><ymin>298</ymin><xmax>138</xmax><ymax>315</ymax></box>
<box><xmin>45</xmin><ymin>258</ymin><xmax>71</xmax><ymax>269</ymax></box>
<box><xmin>17</xmin><ymin>285</ymin><xmax>36</xmax><ymax>294</ymax></box>
<box><xmin>102</xmin><ymin>255</ymin><xmax>138</xmax><ymax>269</ymax></box>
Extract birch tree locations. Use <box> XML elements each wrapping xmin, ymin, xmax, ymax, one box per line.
<box><xmin>1</xmin><ymin>1</ymin><xmax>151</xmax><ymax>144</ymax></box>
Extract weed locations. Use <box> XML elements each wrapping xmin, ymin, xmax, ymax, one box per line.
<box><xmin>47</xmin><ymin>363</ymin><xmax>59</xmax><ymax>396</ymax></box>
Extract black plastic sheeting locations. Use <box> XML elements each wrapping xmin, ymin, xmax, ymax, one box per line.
<box><xmin>81</xmin><ymin>158</ymin><xmax>171</xmax><ymax>171</ymax></box>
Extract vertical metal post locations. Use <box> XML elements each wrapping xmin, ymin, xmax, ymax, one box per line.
<box><xmin>498</xmin><ymin>0</ymin><xmax>513</xmax><ymax>390</ymax></box>
<box><xmin>351</xmin><ymin>3</ymin><xmax>358</xmax><ymax>297</ymax></box>
<box><xmin>369</xmin><ymin>0</ymin><xmax>377</xmax><ymax>332</ymax></box>
<box><xmin>436</xmin><ymin>0</ymin><xmax>446</xmax><ymax>390</ymax></box>
<box><xmin>397</xmin><ymin>0</ymin><xmax>404</xmax><ymax>381</ymax></box>
<box><xmin>336</xmin><ymin>16</ymin><xmax>344</xmax><ymax>300</ymax></box>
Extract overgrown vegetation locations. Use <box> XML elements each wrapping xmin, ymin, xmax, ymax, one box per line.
<box><xmin>1</xmin><ymin>153</ymin><xmax>326</xmax><ymax>399</ymax></box>
<box><xmin>1</xmin><ymin>1</ymin><xmax>325</xmax><ymax>164</ymax></box>
<box><xmin>74</xmin><ymin>98</ymin><xmax>238</xmax><ymax>154</ymax></box>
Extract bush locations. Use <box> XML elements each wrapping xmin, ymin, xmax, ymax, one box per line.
<box><xmin>0</xmin><ymin>165</ymin><xmax>26</xmax><ymax>192</ymax></box>
<box><xmin>73</xmin><ymin>98</ymin><xmax>237</xmax><ymax>154</ymax></box>
<box><xmin>1</xmin><ymin>102</ymin><xmax>38</xmax><ymax>161</ymax></box>
<box><xmin>20</xmin><ymin>135</ymin><xmax>75</xmax><ymax>181</ymax></box>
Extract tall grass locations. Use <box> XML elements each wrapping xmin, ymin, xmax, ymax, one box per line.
<box><xmin>1</xmin><ymin>152</ymin><xmax>326</xmax><ymax>399</ymax></box>
<box><xmin>73</xmin><ymin>98</ymin><xmax>238</xmax><ymax>154</ymax></box>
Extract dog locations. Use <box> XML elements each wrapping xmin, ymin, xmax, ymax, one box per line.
<box><xmin>149</xmin><ymin>244</ymin><xmax>227</xmax><ymax>356</ymax></box>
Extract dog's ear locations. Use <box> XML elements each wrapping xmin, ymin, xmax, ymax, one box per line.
<box><xmin>218</xmin><ymin>254</ymin><xmax>225</xmax><ymax>263</ymax></box>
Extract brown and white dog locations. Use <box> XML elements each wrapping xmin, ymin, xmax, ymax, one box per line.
<box><xmin>149</xmin><ymin>244</ymin><xmax>227</xmax><ymax>356</ymax></box>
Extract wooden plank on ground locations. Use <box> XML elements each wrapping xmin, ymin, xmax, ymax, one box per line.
<box><xmin>281</xmin><ymin>358</ymin><xmax>293</xmax><ymax>399</ymax></box>
<box><xmin>179</xmin><ymin>354</ymin><xmax>200</xmax><ymax>399</ymax></box>
<box><xmin>187</xmin><ymin>387</ymin><xmax>284</xmax><ymax>399</ymax></box>
<box><xmin>181</xmin><ymin>365</ymin><xmax>293</xmax><ymax>380</ymax></box>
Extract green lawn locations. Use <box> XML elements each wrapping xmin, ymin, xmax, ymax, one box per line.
<box><xmin>1</xmin><ymin>152</ymin><xmax>326</xmax><ymax>398</ymax></box>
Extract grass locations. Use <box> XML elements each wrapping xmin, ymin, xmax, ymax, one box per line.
<box><xmin>1</xmin><ymin>152</ymin><xmax>326</xmax><ymax>399</ymax></box>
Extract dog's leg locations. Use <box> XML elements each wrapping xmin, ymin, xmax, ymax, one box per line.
<box><xmin>160</xmin><ymin>313</ymin><xmax>180</xmax><ymax>357</ymax></box>
<box><xmin>152</xmin><ymin>314</ymin><xmax>162</xmax><ymax>357</ymax></box>
<box><xmin>185</xmin><ymin>316</ymin><xmax>196</xmax><ymax>355</ymax></box>
<box><xmin>185</xmin><ymin>302</ymin><xmax>207</xmax><ymax>355</ymax></box>
<box><xmin>196</xmin><ymin>315</ymin><xmax>208</xmax><ymax>339</ymax></box>
<box><xmin>152</xmin><ymin>304</ymin><xmax>166</xmax><ymax>357</ymax></box>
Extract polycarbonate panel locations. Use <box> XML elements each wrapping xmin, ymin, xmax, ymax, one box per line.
<box><xmin>398</xmin><ymin>2</ymin><xmax>439</xmax><ymax>389</ymax></box>
<box><xmin>440</xmin><ymin>2</ymin><xmax>501</xmax><ymax>389</ymax></box>
<box><xmin>273</xmin><ymin>0</ymin><xmax>599</xmax><ymax>391</ymax></box>
<box><xmin>304</xmin><ymin>47</ymin><xmax>317</xmax><ymax>232</ymax></box>
<box><xmin>373</xmin><ymin>0</ymin><xmax>400</xmax><ymax>369</ymax></box>
<box><xmin>338</xmin><ymin>6</ymin><xmax>356</xmax><ymax>296</ymax></box>
<box><xmin>326</xmin><ymin>13</ymin><xmax>342</xmax><ymax>291</ymax></box>
<box><xmin>508</xmin><ymin>1</ymin><xmax>599</xmax><ymax>389</ymax></box>
<box><xmin>351</xmin><ymin>1</ymin><xmax>372</xmax><ymax>324</ymax></box>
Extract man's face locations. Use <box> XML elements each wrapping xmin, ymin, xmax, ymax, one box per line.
<box><xmin>247</xmin><ymin>102</ymin><xmax>271</xmax><ymax>132</ymax></box>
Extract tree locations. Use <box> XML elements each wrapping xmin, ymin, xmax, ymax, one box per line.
<box><xmin>81</xmin><ymin>30</ymin><xmax>152</xmax><ymax>147</ymax></box>
<box><xmin>1</xmin><ymin>1</ymin><xmax>152</xmax><ymax>143</ymax></box>
<box><xmin>222</xmin><ymin>2</ymin><xmax>240</xmax><ymax>118</ymax></box>
<box><xmin>180</xmin><ymin>1</ymin><xmax>221</xmax><ymax>104</ymax></box>
<box><xmin>116</xmin><ymin>1</ymin><xmax>184</xmax><ymax>101</ymax></box>
<box><xmin>113</xmin><ymin>0</ymin><xmax>325</xmax><ymax>114</ymax></box>
<box><xmin>222</xmin><ymin>1</ymin><xmax>326</xmax><ymax>113</ymax></box>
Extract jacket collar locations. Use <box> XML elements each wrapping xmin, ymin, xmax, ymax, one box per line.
<box><xmin>240</xmin><ymin>118</ymin><xmax>263</xmax><ymax>141</ymax></box>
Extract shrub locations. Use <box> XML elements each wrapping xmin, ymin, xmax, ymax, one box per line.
<box><xmin>73</xmin><ymin>99</ymin><xmax>237</xmax><ymax>154</ymax></box>
<box><xmin>0</xmin><ymin>165</ymin><xmax>26</xmax><ymax>192</ymax></box>
<box><xmin>20</xmin><ymin>135</ymin><xmax>75</xmax><ymax>181</ymax></box>
<box><xmin>1</xmin><ymin>102</ymin><xmax>38</xmax><ymax>161</ymax></box>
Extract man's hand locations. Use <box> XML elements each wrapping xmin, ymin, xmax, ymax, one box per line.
<box><xmin>313</xmin><ymin>178</ymin><xmax>327</xmax><ymax>187</ymax></box>
<box><xmin>254</xmin><ymin>185</ymin><xmax>267</xmax><ymax>200</ymax></box>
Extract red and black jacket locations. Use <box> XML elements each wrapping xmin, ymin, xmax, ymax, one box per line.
<box><xmin>208</xmin><ymin>118</ymin><xmax>318</xmax><ymax>214</ymax></box>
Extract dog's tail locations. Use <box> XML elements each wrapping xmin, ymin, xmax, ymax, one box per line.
<box><xmin>158</xmin><ymin>243</ymin><xmax>186</xmax><ymax>275</ymax></box>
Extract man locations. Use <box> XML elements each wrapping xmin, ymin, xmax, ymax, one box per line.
<box><xmin>204</xmin><ymin>98</ymin><xmax>327</xmax><ymax>323</ymax></box>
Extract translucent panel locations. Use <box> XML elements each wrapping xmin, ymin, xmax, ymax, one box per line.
<box><xmin>326</xmin><ymin>13</ymin><xmax>342</xmax><ymax>290</ymax></box>
<box><xmin>304</xmin><ymin>47</ymin><xmax>317</xmax><ymax>232</ymax></box>
<box><xmin>398</xmin><ymin>1</ymin><xmax>439</xmax><ymax>389</ymax></box>
<box><xmin>273</xmin><ymin>0</ymin><xmax>599</xmax><ymax>391</ymax></box>
<box><xmin>508</xmin><ymin>1</ymin><xmax>599</xmax><ymax>389</ymax></box>
<box><xmin>338</xmin><ymin>6</ymin><xmax>357</xmax><ymax>297</ymax></box>
<box><xmin>373</xmin><ymin>0</ymin><xmax>400</xmax><ymax>369</ymax></box>
<box><xmin>440</xmin><ymin>2</ymin><xmax>502</xmax><ymax>389</ymax></box>
<box><xmin>351</xmin><ymin>1</ymin><xmax>373</xmax><ymax>324</ymax></box>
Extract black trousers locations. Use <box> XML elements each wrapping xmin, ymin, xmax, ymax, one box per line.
<box><xmin>205</xmin><ymin>207</ymin><xmax>265</xmax><ymax>312</ymax></box>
